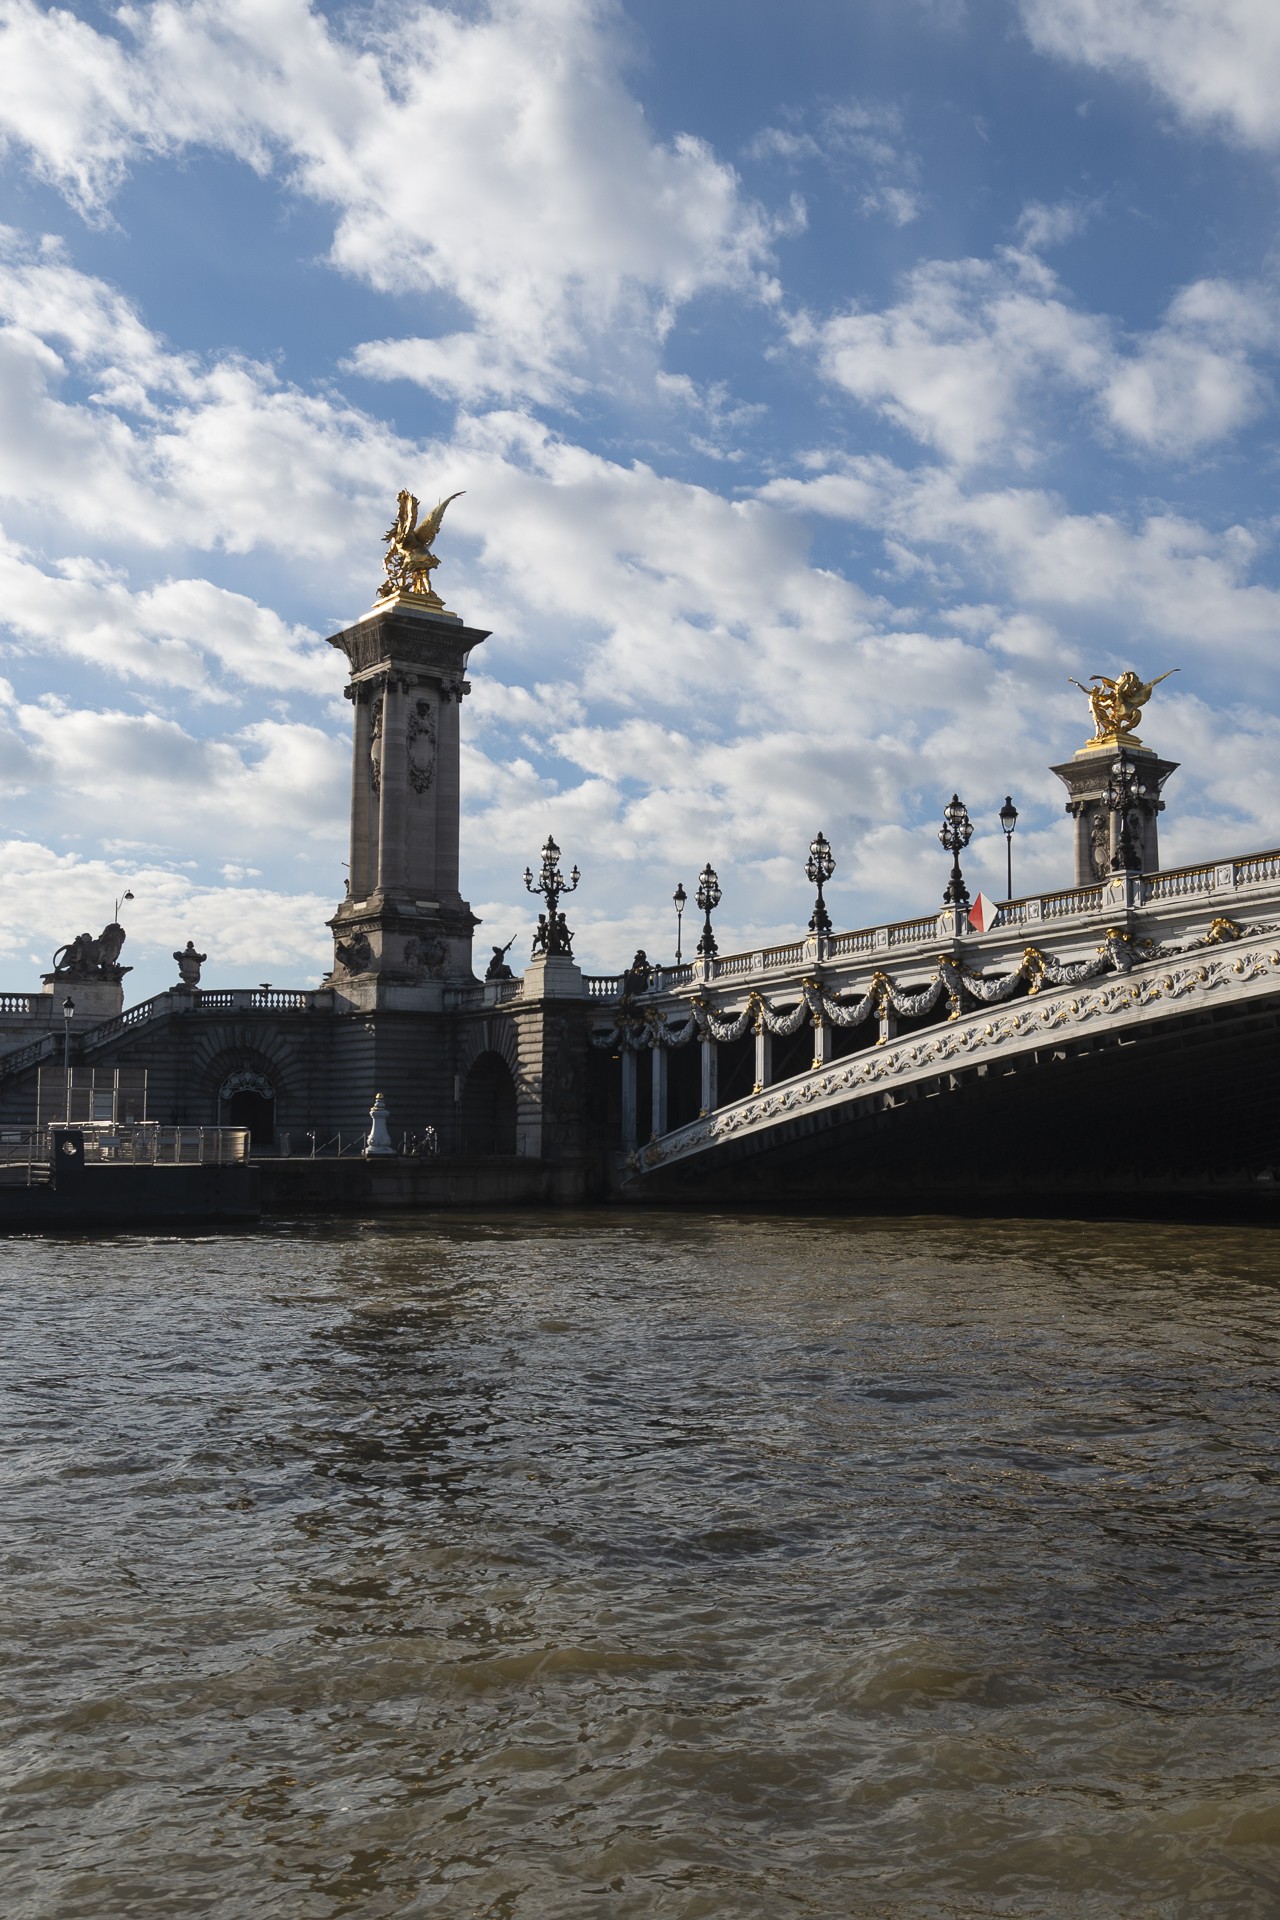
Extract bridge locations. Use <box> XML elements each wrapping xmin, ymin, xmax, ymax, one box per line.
<box><xmin>584</xmin><ymin>850</ymin><xmax>1280</xmax><ymax>1205</ymax></box>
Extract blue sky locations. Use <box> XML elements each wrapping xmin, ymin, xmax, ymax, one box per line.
<box><xmin>0</xmin><ymin>0</ymin><xmax>1277</xmax><ymax>998</ymax></box>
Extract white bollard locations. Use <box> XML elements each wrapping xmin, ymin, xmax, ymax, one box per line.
<box><xmin>364</xmin><ymin>1092</ymin><xmax>395</xmax><ymax>1157</ymax></box>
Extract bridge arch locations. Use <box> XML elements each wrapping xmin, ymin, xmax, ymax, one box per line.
<box><xmin>459</xmin><ymin>1049</ymin><xmax>517</xmax><ymax>1154</ymax></box>
<box><xmin>218</xmin><ymin>1067</ymin><xmax>276</xmax><ymax>1145</ymax></box>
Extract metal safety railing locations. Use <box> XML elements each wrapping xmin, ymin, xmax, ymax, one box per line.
<box><xmin>57</xmin><ymin>1124</ymin><xmax>251</xmax><ymax>1165</ymax></box>
<box><xmin>0</xmin><ymin>1123</ymin><xmax>252</xmax><ymax>1178</ymax></box>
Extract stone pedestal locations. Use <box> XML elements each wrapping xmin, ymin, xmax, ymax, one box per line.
<box><xmin>38</xmin><ymin>976</ymin><xmax>125</xmax><ymax>1024</ymax></box>
<box><xmin>510</xmin><ymin>956</ymin><xmax>590</xmax><ymax>1166</ymax></box>
<box><xmin>1051</xmin><ymin>743</ymin><xmax>1178</xmax><ymax>885</ymax></box>
<box><xmin>327</xmin><ymin>595</ymin><xmax>490</xmax><ymax>1003</ymax></box>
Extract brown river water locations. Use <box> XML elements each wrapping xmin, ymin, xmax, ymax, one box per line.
<box><xmin>3</xmin><ymin>1211</ymin><xmax>1280</xmax><ymax>1918</ymax></box>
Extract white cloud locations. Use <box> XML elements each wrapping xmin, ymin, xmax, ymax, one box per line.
<box><xmin>798</xmin><ymin>246</ymin><xmax>1277</xmax><ymax>466</ymax></box>
<box><xmin>1019</xmin><ymin>0</ymin><xmax>1280</xmax><ymax>150</ymax></box>
<box><xmin>764</xmin><ymin>456</ymin><xmax>1280</xmax><ymax>673</ymax></box>
<box><xmin>0</xmin><ymin>533</ymin><xmax>332</xmax><ymax>697</ymax></box>
<box><xmin>1016</xmin><ymin>197</ymin><xmax>1095</xmax><ymax>250</ymax></box>
<box><xmin>0</xmin><ymin>0</ymin><xmax>777</xmax><ymax>402</ymax></box>
<box><xmin>796</xmin><ymin>250</ymin><xmax>1109</xmax><ymax>465</ymax></box>
<box><xmin>746</xmin><ymin>96</ymin><xmax>923</xmax><ymax>226</ymax></box>
<box><xmin>5</xmin><ymin>692</ymin><xmax>346</xmax><ymax>853</ymax></box>
<box><xmin>0</xmin><ymin>232</ymin><xmax>430</xmax><ymax>599</ymax></box>
<box><xmin>0</xmin><ymin>838</ymin><xmax>333</xmax><ymax>986</ymax></box>
<box><xmin>1099</xmin><ymin>278</ymin><xmax>1273</xmax><ymax>452</ymax></box>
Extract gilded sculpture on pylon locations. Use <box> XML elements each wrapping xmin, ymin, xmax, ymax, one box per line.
<box><xmin>377</xmin><ymin>489</ymin><xmax>464</xmax><ymax>605</ymax></box>
<box><xmin>1068</xmin><ymin>667</ymin><xmax>1178</xmax><ymax>749</ymax></box>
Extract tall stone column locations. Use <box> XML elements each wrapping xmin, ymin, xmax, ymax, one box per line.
<box><xmin>327</xmin><ymin>597</ymin><xmax>490</xmax><ymax>1010</ymax></box>
<box><xmin>620</xmin><ymin>1049</ymin><xmax>638</xmax><ymax>1151</ymax></box>
<box><xmin>346</xmin><ymin>684</ymin><xmax>375</xmax><ymax>899</ymax></box>
<box><xmin>754</xmin><ymin>1025</ymin><xmax>772</xmax><ymax>1093</ymax></box>
<box><xmin>376</xmin><ymin>673</ymin><xmax>410</xmax><ymax>893</ymax></box>
<box><xmin>434</xmin><ymin>685</ymin><xmax>464</xmax><ymax>899</ymax></box>
<box><xmin>812</xmin><ymin>1014</ymin><xmax>831</xmax><ymax>1071</ymax></box>
<box><xmin>651</xmin><ymin>1046</ymin><xmax>669</xmax><ymax>1136</ymax></box>
<box><xmin>700</xmin><ymin>1035</ymin><xmax>717</xmax><ymax>1115</ymax></box>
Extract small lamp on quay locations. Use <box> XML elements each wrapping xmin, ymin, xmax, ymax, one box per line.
<box><xmin>61</xmin><ymin>995</ymin><xmax>75</xmax><ymax>1121</ymax></box>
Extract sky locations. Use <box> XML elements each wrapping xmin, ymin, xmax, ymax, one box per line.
<box><xmin>0</xmin><ymin>0</ymin><xmax>1278</xmax><ymax>997</ymax></box>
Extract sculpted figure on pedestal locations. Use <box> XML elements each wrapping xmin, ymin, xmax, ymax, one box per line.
<box><xmin>377</xmin><ymin>489</ymin><xmax>464</xmax><ymax>605</ymax></box>
<box><xmin>52</xmin><ymin>921</ymin><xmax>129</xmax><ymax>981</ymax></box>
<box><xmin>1069</xmin><ymin>667</ymin><xmax>1178</xmax><ymax>747</ymax></box>
<box><xmin>485</xmin><ymin>938</ymin><xmax>516</xmax><ymax>981</ymax></box>
<box><xmin>173</xmin><ymin>940</ymin><xmax>207</xmax><ymax>987</ymax></box>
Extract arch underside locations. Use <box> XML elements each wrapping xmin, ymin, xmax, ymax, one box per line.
<box><xmin>459</xmin><ymin>1049</ymin><xmax>517</xmax><ymax>1154</ymax></box>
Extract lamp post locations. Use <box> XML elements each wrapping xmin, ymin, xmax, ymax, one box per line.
<box><xmin>805</xmin><ymin>830</ymin><xmax>836</xmax><ymax>935</ymax></box>
<box><xmin>695</xmin><ymin>863</ymin><xmax>721</xmax><ymax>959</ymax></box>
<box><xmin>113</xmin><ymin>887</ymin><xmax>134</xmax><ymax>921</ymax></box>
<box><xmin>524</xmin><ymin>835</ymin><xmax>580</xmax><ymax>956</ymax></box>
<box><xmin>998</xmin><ymin>795</ymin><xmax>1018</xmax><ymax>899</ymax></box>
<box><xmin>61</xmin><ymin>995</ymin><xmax>74</xmax><ymax>1122</ymax></box>
<box><xmin>673</xmin><ymin>882</ymin><xmax>687</xmax><ymax>965</ymax></box>
<box><xmin>1105</xmin><ymin>754</ymin><xmax>1148</xmax><ymax>872</ymax></box>
<box><xmin>938</xmin><ymin>794</ymin><xmax>974</xmax><ymax>908</ymax></box>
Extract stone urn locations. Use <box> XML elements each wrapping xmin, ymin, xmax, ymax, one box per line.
<box><xmin>365</xmin><ymin>1092</ymin><xmax>395</xmax><ymax>1157</ymax></box>
<box><xmin>173</xmin><ymin>940</ymin><xmax>207</xmax><ymax>987</ymax></box>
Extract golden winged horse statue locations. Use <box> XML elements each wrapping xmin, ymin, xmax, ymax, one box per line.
<box><xmin>377</xmin><ymin>490</ymin><xmax>465</xmax><ymax>602</ymax></box>
<box><xmin>1067</xmin><ymin>667</ymin><xmax>1179</xmax><ymax>747</ymax></box>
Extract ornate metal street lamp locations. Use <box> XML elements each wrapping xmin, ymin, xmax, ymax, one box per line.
<box><xmin>1105</xmin><ymin>754</ymin><xmax>1148</xmax><ymax>872</ymax></box>
<box><xmin>938</xmin><ymin>794</ymin><xmax>974</xmax><ymax>907</ymax></box>
<box><xmin>999</xmin><ymin>796</ymin><xmax>1018</xmax><ymax>899</ymax></box>
<box><xmin>524</xmin><ymin>835</ymin><xmax>580</xmax><ymax>956</ymax></box>
<box><xmin>61</xmin><ymin>995</ymin><xmax>74</xmax><ymax>1122</ymax></box>
<box><xmin>805</xmin><ymin>830</ymin><xmax>836</xmax><ymax>935</ymax></box>
<box><xmin>695</xmin><ymin>863</ymin><xmax>721</xmax><ymax>959</ymax></box>
<box><xmin>673</xmin><ymin>882</ymin><xmax>687</xmax><ymax>965</ymax></box>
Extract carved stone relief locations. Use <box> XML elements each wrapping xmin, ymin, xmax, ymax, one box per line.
<box><xmin>1089</xmin><ymin>807</ymin><xmax>1110</xmax><ymax>880</ymax></box>
<box><xmin>404</xmin><ymin>935</ymin><xmax>447</xmax><ymax>976</ymax></box>
<box><xmin>407</xmin><ymin>697</ymin><xmax>436</xmax><ymax>795</ymax></box>
<box><xmin>334</xmin><ymin>930</ymin><xmax>373</xmax><ymax>973</ymax></box>
<box><xmin>369</xmin><ymin>695</ymin><xmax>384</xmax><ymax>796</ymax></box>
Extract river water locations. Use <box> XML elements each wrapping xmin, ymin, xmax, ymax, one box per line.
<box><xmin>4</xmin><ymin>1212</ymin><xmax>1280</xmax><ymax>1918</ymax></box>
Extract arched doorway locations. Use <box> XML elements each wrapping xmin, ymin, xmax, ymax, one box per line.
<box><xmin>460</xmin><ymin>1051</ymin><xmax>517</xmax><ymax>1154</ymax></box>
<box><xmin>219</xmin><ymin>1069</ymin><xmax>276</xmax><ymax>1147</ymax></box>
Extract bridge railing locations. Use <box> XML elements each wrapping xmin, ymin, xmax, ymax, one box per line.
<box><xmin>580</xmin><ymin>845</ymin><xmax>1280</xmax><ymax>1005</ymax></box>
<box><xmin>993</xmin><ymin>884</ymin><xmax>1106</xmax><ymax>928</ymax></box>
<box><xmin>0</xmin><ymin>1033</ymin><xmax>59</xmax><ymax>1081</ymax></box>
<box><xmin>188</xmin><ymin>988</ymin><xmax>329</xmax><ymax>1012</ymax></box>
<box><xmin>1234</xmin><ymin>851</ymin><xmax>1280</xmax><ymax>887</ymax></box>
<box><xmin>1143</xmin><ymin>850</ymin><xmax>1280</xmax><ymax>902</ymax></box>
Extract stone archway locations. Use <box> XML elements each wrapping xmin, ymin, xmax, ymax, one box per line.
<box><xmin>219</xmin><ymin>1068</ymin><xmax>276</xmax><ymax>1147</ymax></box>
<box><xmin>459</xmin><ymin>1051</ymin><xmax>517</xmax><ymax>1154</ymax></box>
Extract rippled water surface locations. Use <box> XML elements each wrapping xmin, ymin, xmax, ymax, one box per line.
<box><xmin>5</xmin><ymin>1211</ymin><xmax>1280</xmax><ymax>1917</ymax></box>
